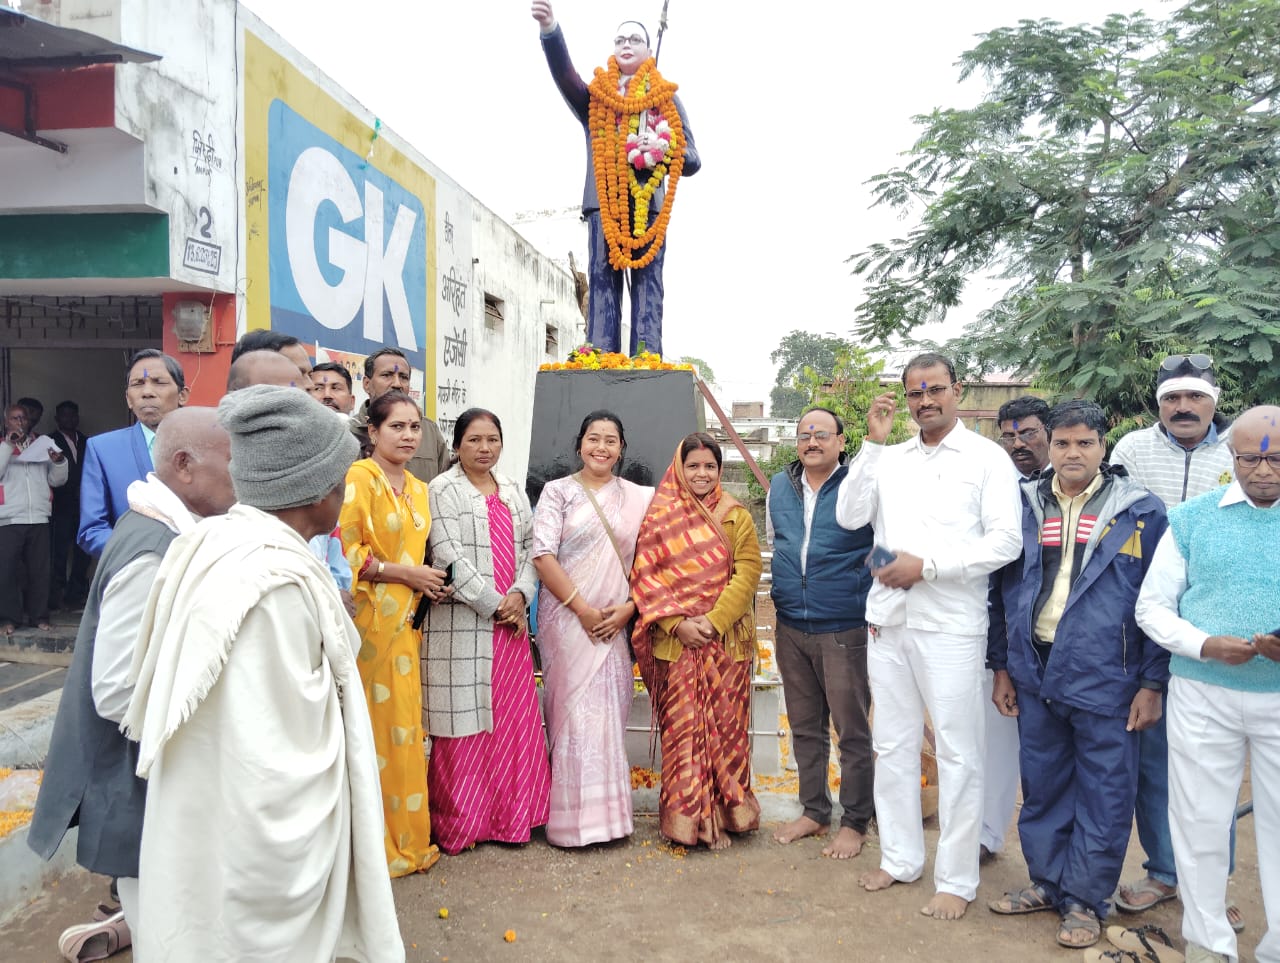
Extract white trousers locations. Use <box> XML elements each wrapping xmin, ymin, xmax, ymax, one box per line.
<box><xmin>869</xmin><ymin>624</ymin><xmax>986</xmax><ymax>901</ymax></box>
<box><xmin>982</xmin><ymin>668</ymin><xmax>1021</xmax><ymax>853</ymax></box>
<box><xmin>116</xmin><ymin>876</ymin><xmax>139</xmax><ymax>929</ymax></box>
<box><xmin>1168</xmin><ymin>676</ymin><xmax>1280</xmax><ymax>963</ymax></box>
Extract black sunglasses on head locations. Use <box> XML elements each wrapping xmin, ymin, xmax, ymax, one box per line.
<box><xmin>1160</xmin><ymin>354</ymin><xmax>1212</xmax><ymax>372</ymax></box>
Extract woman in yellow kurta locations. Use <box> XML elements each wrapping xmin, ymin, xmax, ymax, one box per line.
<box><xmin>340</xmin><ymin>389</ymin><xmax>449</xmax><ymax>877</ymax></box>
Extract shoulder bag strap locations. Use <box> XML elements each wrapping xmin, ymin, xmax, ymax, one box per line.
<box><xmin>575</xmin><ymin>477</ymin><xmax>631</xmax><ymax>579</ymax></box>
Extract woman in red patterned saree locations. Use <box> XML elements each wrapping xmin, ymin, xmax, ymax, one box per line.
<box><xmin>631</xmin><ymin>433</ymin><xmax>763</xmax><ymax>850</ymax></box>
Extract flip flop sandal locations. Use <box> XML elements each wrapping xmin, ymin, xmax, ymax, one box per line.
<box><xmin>58</xmin><ymin>911</ymin><xmax>131</xmax><ymax>962</ymax></box>
<box><xmin>1058</xmin><ymin>903</ymin><xmax>1102</xmax><ymax>949</ymax></box>
<box><xmin>1115</xmin><ymin>877</ymin><xmax>1178</xmax><ymax>913</ymax></box>
<box><xmin>1085</xmin><ymin>951</ymin><xmax>1147</xmax><ymax>963</ymax></box>
<box><xmin>988</xmin><ymin>882</ymin><xmax>1055</xmax><ymax>915</ymax></box>
<box><xmin>1106</xmin><ymin>924</ymin><xmax>1184</xmax><ymax>963</ymax></box>
<box><xmin>90</xmin><ymin>902</ymin><xmax>118</xmax><ymax>922</ymax></box>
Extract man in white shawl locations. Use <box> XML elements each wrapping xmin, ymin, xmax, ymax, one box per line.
<box><xmin>123</xmin><ymin>384</ymin><xmax>403</xmax><ymax>963</ymax></box>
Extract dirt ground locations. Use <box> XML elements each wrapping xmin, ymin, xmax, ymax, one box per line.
<box><xmin>5</xmin><ymin>787</ymin><xmax>1266</xmax><ymax>963</ymax></box>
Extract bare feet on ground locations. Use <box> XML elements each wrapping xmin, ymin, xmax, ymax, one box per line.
<box><xmin>858</xmin><ymin>869</ymin><xmax>897</xmax><ymax>892</ymax></box>
<box><xmin>822</xmin><ymin>827</ymin><xmax>865</xmax><ymax>859</ymax></box>
<box><xmin>708</xmin><ymin>834</ymin><xmax>732</xmax><ymax>851</ymax></box>
<box><xmin>772</xmin><ymin>816</ymin><xmax>827</xmax><ymax>845</ymax></box>
<box><xmin>921</xmin><ymin>892</ymin><xmax>969</xmax><ymax>920</ymax></box>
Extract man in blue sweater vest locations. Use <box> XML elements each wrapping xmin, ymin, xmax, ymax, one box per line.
<box><xmin>766</xmin><ymin>407</ymin><xmax>875</xmax><ymax>860</ymax></box>
<box><xmin>986</xmin><ymin>401</ymin><xmax>1168</xmax><ymax>951</ymax></box>
<box><xmin>1136</xmin><ymin>404</ymin><xmax>1280</xmax><ymax>963</ymax></box>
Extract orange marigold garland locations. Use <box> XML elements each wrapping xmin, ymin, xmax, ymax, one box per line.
<box><xmin>588</xmin><ymin>57</ymin><xmax>685</xmax><ymax>271</ymax></box>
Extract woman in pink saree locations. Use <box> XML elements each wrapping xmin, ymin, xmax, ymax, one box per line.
<box><xmin>532</xmin><ymin>411</ymin><xmax>653</xmax><ymax>846</ymax></box>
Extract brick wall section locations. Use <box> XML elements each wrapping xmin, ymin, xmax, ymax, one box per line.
<box><xmin>1</xmin><ymin>296</ymin><xmax>163</xmax><ymax>344</ymax></box>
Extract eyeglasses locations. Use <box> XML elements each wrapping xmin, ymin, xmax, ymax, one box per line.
<box><xmin>1234</xmin><ymin>453</ymin><xmax>1280</xmax><ymax>469</ymax></box>
<box><xmin>797</xmin><ymin>431</ymin><xmax>836</xmax><ymax>443</ymax></box>
<box><xmin>998</xmin><ymin>427</ymin><xmax>1044</xmax><ymax>447</ymax></box>
<box><xmin>1160</xmin><ymin>354</ymin><xmax>1213</xmax><ymax>372</ymax></box>
<box><xmin>905</xmin><ymin>384</ymin><xmax>954</xmax><ymax>402</ymax></box>
<box><xmin>614</xmin><ymin>34</ymin><xmax>646</xmax><ymax>48</ymax></box>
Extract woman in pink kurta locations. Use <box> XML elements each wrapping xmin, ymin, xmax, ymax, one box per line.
<box><xmin>424</xmin><ymin>409</ymin><xmax>548</xmax><ymax>854</ymax></box>
<box><xmin>532</xmin><ymin>411</ymin><xmax>653</xmax><ymax>846</ymax></box>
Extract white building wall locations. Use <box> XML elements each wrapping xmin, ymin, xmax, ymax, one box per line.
<box><xmin>115</xmin><ymin>0</ymin><xmax>239</xmax><ymax>292</ymax></box>
<box><xmin>6</xmin><ymin>0</ymin><xmax>581</xmax><ymax>479</ymax></box>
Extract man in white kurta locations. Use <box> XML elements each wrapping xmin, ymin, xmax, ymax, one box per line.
<box><xmin>838</xmin><ymin>353</ymin><xmax>1022</xmax><ymax>920</ymax></box>
<box><xmin>124</xmin><ymin>385</ymin><xmax>402</xmax><ymax>963</ymax></box>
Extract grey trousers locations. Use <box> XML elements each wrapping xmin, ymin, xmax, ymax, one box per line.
<box><xmin>775</xmin><ymin>619</ymin><xmax>875</xmax><ymax>832</ymax></box>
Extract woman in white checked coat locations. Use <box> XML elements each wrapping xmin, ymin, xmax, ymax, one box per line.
<box><xmin>423</xmin><ymin>408</ymin><xmax>550</xmax><ymax>854</ymax></box>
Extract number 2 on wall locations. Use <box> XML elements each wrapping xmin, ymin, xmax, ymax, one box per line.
<box><xmin>198</xmin><ymin>207</ymin><xmax>213</xmax><ymax>239</ymax></box>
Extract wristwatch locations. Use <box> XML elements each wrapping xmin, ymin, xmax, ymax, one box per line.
<box><xmin>921</xmin><ymin>559</ymin><xmax>937</xmax><ymax>582</ymax></box>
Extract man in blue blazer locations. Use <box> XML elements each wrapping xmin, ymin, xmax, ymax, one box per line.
<box><xmin>78</xmin><ymin>350</ymin><xmax>189</xmax><ymax>557</ymax></box>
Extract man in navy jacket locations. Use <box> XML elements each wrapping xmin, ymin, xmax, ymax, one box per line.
<box><xmin>987</xmin><ymin>400</ymin><xmax>1168</xmax><ymax>951</ymax></box>
<box><xmin>766</xmin><ymin>407</ymin><xmax>875</xmax><ymax>860</ymax></box>
<box><xmin>78</xmin><ymin>350</ymin><xmax>188</xmax><ymax>557</ymax></box>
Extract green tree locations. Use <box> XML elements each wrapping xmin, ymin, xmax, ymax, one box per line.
<box><xmin>674</xmin><ymin>355</ymin><xmax>718</xmax><ymax>387</ymax></box>
<box><xmin>768</xmin><ymin>331</ymin><xmax>851</xmax><ymax>417</ymax></box>
<box><xmin>850</xmin><ymin>0</ymin><xmax>1280</xmax><ymax>418</ymax></box>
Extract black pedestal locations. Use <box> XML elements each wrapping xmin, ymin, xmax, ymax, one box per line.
<box><xmin>525</xmin><ymin>369</ymin><xmax>704</xmax><ymax>504</ymax></box>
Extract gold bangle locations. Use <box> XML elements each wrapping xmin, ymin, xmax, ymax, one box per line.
<box><xmin>563</xmin><ymin>587</ymin><xmax>579</xmax><ymax>607</ymax></box>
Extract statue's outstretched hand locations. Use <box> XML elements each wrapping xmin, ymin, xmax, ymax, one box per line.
<box><xmin>531</xmin><ymin>0</ymin><xmax>555</xmax><ymax>29</ymax></box>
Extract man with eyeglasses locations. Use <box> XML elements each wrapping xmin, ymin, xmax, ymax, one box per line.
<box><xmin>1135</xmin><ymin>404</ymin><xmax>1280</xmax><ymax>963</ymax></box>
<box><xmin>997</xmin><ymin>396</ymin><xmax>1052</xmax><ymax>481</ymax></box>
<box><xmin>764</xmin><ymin>407</ymin><xmax>876</xmax><ymax>860</ymax></box>
<box><xmin>531</xmin><ymin>1</ymin><xmax>701</xmax><ymax>358</ymax></box>
<box><xmin>838</xmin><ymin>352</ymin><xmax>1022</xmax><ymax>921</ymax></box>
<box><xmin>1110</xmin><ymin>354</ymin><xmax>1238</xmax><ymax>923</ymax></box>
<box><xmin>980</xmin><ymin>395</ymin><xmax>1053</xmax><ymax>866</ymax></box>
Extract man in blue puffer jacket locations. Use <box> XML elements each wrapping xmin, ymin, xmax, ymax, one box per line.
<box><xmin>987</xmin><ymin>400</ymin><xmax>1168</xmax><ymax>952</ymax></box>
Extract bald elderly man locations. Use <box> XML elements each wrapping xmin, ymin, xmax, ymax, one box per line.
<box><xmin>30</xmin><ymin>408</ymin><xmax>235</xmax><ymax>961</ymax></box>
<box><xmin>1136</xmin><ymin>405</ymin><xmax>1280</xmax><ymax>963</ymax></box>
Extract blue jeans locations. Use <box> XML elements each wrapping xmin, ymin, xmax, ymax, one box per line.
<box><xmin>585</xmin><ymin>211</ymin><xmax>665</xmax><ymax>357</ymax></box>
<box><xmin>1136</xmin><ymin>713</ymin><xmax>1236</xmax><ymax>887</ymax></box>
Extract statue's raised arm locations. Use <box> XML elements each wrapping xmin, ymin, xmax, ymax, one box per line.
<box><xmin>533</xmin><ymin>3</ymin><xmax>700</xmax><ymax>358</ymax></box>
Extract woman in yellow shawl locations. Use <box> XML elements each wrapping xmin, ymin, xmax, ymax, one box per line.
<box><xmin>340</xmin><ymin>390</ymin><xmax>448</xmax><ymax>877</ymax></box>
<box><xmin>631</xmin><ymin>432</ymin><xmax>763</xmax><ymax>850</ymax></box>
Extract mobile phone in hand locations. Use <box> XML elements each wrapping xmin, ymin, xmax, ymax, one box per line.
<box><xmin>865</xmin><ymin>545</ymin><xmax>897</xmax><ymax>570</ymax></box>
<box><xmin>442</xmin><ymin>562</ymin><xmax>455</xmax><ymax>586</ymax></box>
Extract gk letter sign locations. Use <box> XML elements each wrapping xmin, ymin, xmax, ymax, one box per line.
<box><xmin>266</xmin><ymin>102</ymin><xmax>428</xmax><ymax>371</ymax></box>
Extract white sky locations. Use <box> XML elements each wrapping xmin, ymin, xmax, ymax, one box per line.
<box><xmin>240</xmin><ymin>0</ymin><xmax>1147</xmax><ymax>406</ymax></box>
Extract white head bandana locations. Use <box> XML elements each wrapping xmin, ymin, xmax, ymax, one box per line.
<box><xmin>1156</xmin><ymin>375</ymin><xmax>1220</xmax><ymax>403</ymax></box>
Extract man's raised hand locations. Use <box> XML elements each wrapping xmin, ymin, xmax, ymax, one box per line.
<box><xmin>866</xmin><ymin>392</ymin><xmax>897</xmax><ymax>444</ymax></box>
<box><xmin>531</xmin><ymin>0</ymin><xmax>554</xmax><ymax>29</ymax></box>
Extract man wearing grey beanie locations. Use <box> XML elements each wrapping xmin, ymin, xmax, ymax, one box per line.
<box><xmin>122</xmin><ymin>385</ymin><xmax>404</xmax><ymax>962</ymax></box>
